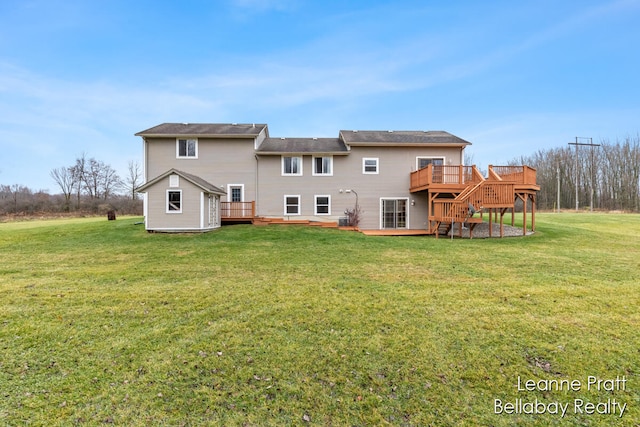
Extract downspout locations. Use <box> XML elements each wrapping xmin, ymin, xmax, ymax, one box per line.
<box><xmin>254</xmin><ymin>153</ymin><xmax>259</xmax><ymax>217</ymax></box>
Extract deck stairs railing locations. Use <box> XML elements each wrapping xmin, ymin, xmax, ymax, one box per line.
<box><xmin>429</xmin><ymin>165</ymin><xmax>522</xmax><ymax>235</ymax></box>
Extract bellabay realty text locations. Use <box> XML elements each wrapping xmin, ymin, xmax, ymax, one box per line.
<box><xmin>494</xmin><ymin>376</ymin><xmax>629</xmax><ymax>418</ymax></box>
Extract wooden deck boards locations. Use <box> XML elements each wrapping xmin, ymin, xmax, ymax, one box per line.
<box><xmin>360</xmin><ymin>229</ymin><xmax>432</xmax><ymax>236</ymax></box>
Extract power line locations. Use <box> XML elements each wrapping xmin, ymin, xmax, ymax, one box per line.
<box><xmin>568</xmin><ymin>137</ymin><xmax>601</xmax><ymax>211</ymax></box>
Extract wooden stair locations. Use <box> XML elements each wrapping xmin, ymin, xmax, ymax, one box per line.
<box><xmin>428</xmin><ymin>165</ymin><xmax>528</xmax><ymax>238</ymax></box>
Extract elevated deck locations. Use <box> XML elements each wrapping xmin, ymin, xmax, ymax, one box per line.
<box><xmin>410</xmin><ymin>164</ymin><xmax>539</xmax><ymax>237</ymax></box>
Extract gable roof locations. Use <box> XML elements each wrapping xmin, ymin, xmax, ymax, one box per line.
<box><xmin>339</xmin><ymin>130</ymin><xmax>471</xmax><ymax>146</ymax></box>
<box><xmin>256</xmin><ymin>137</ymin><xmax>349</xmax><ymax>155</ymax></box>
<box><xmin>135</xmin><ymin>123</ymin><xmax>268</xmax><ymax>138</ymax></box>
<box><xmin>136</xmin><ymin>169</ymin><xmax>226</xmax><ymax>194</ymax></box>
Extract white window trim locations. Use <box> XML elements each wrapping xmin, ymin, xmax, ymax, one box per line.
<box><xmin>379</xmin><ymin>197</ymin><xmax>410</xmax><ymax>229</ymax></box>
<box><xmin>284</xmin><ymin>194</ymin><xmax>301</xmax><ymax>215</ymax></box>
<box><xmin>363</xmin><ymin>157</ymin><xmax>379</xmax><ymax>174</ymax></box>
<box><xmin>166</xmin><ymin>189</ymin><xmax>182</xmax><ymax>214</ymax></box>
<box><xmin>176</xmin><ymin>138</ymin><xmax>198</xmax><ymax>159</ymax></box>
<box><xmin>416</xmin><ymin>156</ymin><xmax>445</xmax><ymax>170</ymax></box>
<box><xmin>314</xmin><ymin>195</ymin><xmax>331</xmax><ymax>215</ymax></box>
<box><xmin>227</xmin><ymin>184</ymin><xmax>245</xmax><ymax>202</ymax></box>
<box><xmin>282</xmin><ymin>156</ymin><xmax>303</xmax><ymax>176</ymax></box>
<box><xmin>312</xmin><ymin>156</ymin><xmax>333</xmax><ymax>176</ymax></box>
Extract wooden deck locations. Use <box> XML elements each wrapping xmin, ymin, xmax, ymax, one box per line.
<box><xmin>220</xmin><ymin>164</ymin><xmax>539</xmax><ymax>238</ymax></box>
<box><xmin>221</xmin><ymin>201</ymin><xmax>255</xmax><ymax>222</ymax></box>
<box><xmin>411</xmin><ymin>164</ymin><xmax>540</xmax><ymax>237</ymax></box>
<box><xmin>360</xmin><ymin>229</ymin><xmax>432</xmax><ymax>236</ymax></box>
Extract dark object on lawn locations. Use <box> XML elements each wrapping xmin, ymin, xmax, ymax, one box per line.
<box><xmin>107</xmin><ymin>210</ymin><xmax>116</xmax><ymax>221</ymax></box>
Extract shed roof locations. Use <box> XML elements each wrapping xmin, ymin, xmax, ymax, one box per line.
<box><xmin>256</xmin><ymin>137</ymin><xmax>349</xmax><ymax>154</ymax></box>
<box><xmin>135</xmin><ymin>123</ymin><xmax>268</xmax><ymax>138</ymax></box>
<box><xmin>136</xmin><ymin>169</ymin><xmax>226</xmax><ymax>195</ymax></box>
<box><xmin>339</xmin><ymin>130</ymin><xmax>471</xmax><ymax>146</ymax></box>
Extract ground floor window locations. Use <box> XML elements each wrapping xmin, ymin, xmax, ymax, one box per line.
<box><xmin>167</xmin><ymin>190</ymin><xmax>182</xmax><ymax>213</ymax></box>
<box><xmin>228</xmin><ymin>184</ymin><xmax>244</xmax><ymax>202</ymax></box>
<box><xmin>381</xmin><ymin>198</ymin><xmax>407</xmax><ymax>229</ymax></box>
<box><xmin>284</xmin><ymin>195</ymin><xmax>300</xmax><ymax>215</ymax></box>
<box><xmin>315</xmin><ymin>195</ymin><xmax>331</xmax><ymax>215</ymax></box>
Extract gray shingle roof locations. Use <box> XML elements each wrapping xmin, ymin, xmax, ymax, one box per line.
<box><xmin>136</xmin><ymin>169</ymin><xmax>226</xmax><ymax>194</ymax></box>
<box><xmin>135</xmin><ymin>123</ymin><xmax>268</xmax><ymax>137</ymax></box>
<box><xmin>339</xmin><ymin>130</ymin><xmax>471</xmax><ymax>146</ymax></box>
<box><xmin>256</xmin><ymin>138</ymin><xmax>349</xmax><ymax>154</ymax></box>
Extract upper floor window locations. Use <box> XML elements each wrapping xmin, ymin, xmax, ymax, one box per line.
<box><xmin>363</xmin><ymin>157</ymin><xmax>379</xmax><ymax>174</ymax></box>
<box><xmin>282</xmin><ymin>156</ymin><xmax>302</xmax><ymax>176</ymax></box>
<box><xmin>177</xmin><ymin>138</ymin><xmax>197</xmax><ymax>158</ymax></box>
<box><xmin>417</xmin><ymin>157</ymin><xmax>444</xmax><ymax>170</ymax></box>
<box><xmin>313</xmin><ymin>156</ymin><xmax>333</xmax><ymax>176</ymax></box>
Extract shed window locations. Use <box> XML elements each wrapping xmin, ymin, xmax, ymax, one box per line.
<box><xmin>167</xmin><ymin>190</ymin><xmax>182</xmax><ymax>213</ymax></box>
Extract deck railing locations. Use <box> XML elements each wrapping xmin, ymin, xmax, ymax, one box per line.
<box><xmin>481</xmin><ymin>182</ymin><xmax>515</xmax><ymax>207</ymax></box>
<box><xmin>410</xmin><ymin>165</ymin><xmax>483</xmax><ymax>190</ymax></box>
<box><xmin>489</xmin><ymin>165</ymin><xmax>537</xmax><ymax>185</ymax></box>
<box><xmin>221</xmin><ymin>201</ymin><xmax>255</xmax><ymax>219</ymax></box>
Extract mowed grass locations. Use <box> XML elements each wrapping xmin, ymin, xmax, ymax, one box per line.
<box><xmin>0</xmin><ymin>214</ymin><xmax>638</xmax><ymax>426</ymax></box>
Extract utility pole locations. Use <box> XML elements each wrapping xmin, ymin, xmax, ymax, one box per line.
<box><xmin>556</xmin><ymin>163</ymin><xmax>560</xmax><ymax>213</ymax></box>
<box><xmin>568</xmin><ymin>137</ymin><xmax>600</xmax><ymax>212</ymax></box>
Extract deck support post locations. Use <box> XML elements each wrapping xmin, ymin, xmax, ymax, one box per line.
<box><xmin>500</xmin><ymin>208</ymin><xmax>508</xmax><ymax>238</ymax></box>
<box><xmin>488</xmin><ymin>208</ymin><xmax>493</xmax><ymax>238</ymax></box>
<box><xmin>514</xmin><ymin>193</ymin><xmax>529</xmax><ymax>236</ymax></box>
<box><xmin>531</xmin><ymin>194</ymin><xmax>536</xmax><ymax>231</ymax></box>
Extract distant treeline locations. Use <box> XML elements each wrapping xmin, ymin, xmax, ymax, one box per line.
<box><xmin>509</xmin><ymin>136</ymin><xmax>640</xmax><ymax>212</ymax></box>
<box><xmin>0</xmin><ymin>153</ymin><xmax>143</xmax><ymax>217</ymax></box>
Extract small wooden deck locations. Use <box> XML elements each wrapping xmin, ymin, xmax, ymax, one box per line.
<box><xmin>221</xmin><ymin>201</ymin><xmax>255</xmax><ymax>222</ymax></box>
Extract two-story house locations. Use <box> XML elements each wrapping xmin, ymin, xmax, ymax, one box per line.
<box><xmin>135</xmin><ymin>123</ymin><xmax>539</xmax><ymax>235</ymax></box>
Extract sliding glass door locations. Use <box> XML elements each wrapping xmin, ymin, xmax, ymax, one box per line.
<box><xmin>381</xmin><ymin>199</ymin><xmax>407</xmax><ymax>229</ymax></box>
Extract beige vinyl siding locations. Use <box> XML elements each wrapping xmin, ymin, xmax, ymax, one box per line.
<box><xmin>145</xmin><ymin>137</ymin><xmax>258</xmax><ymax>203</ymax></box>
<box><xmin>144</xmin><ymin>175</ymin><xmax>203</xmax><ymax>231</ymax></box>
<box><xmin>256</xmin><ymin>146</ymin><xmax>463</xmax><ymax>229</ymax></box>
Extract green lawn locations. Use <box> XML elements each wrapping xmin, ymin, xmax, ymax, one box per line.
<box><xmin>0</xmin><ymin>214</ymin><xmax>638</xmax><ymax>426</ymax></box>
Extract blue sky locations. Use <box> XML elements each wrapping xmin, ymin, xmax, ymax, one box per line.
<box><xmin>1</xmin><ymin>0</ymin><xmax>639</xmax><ymax>191</ymax></box>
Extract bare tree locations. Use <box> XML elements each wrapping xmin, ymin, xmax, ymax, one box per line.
<box><xmin>100</xmin><ymin>163</ymin><xmax>122</xmax><ymax>199</ymax></box>
<box><xmin>50</xmin><ymin>167</ymin><xmax>74</xmax><ymax>210</ymax></box>
<box><xmin>71</xmin><ymin>153</ymin><xmax>88</xmax><ymax>209</ymax></box>
<box><xmin>126</xmin><ymin>160</ymin><xmax>142</xmax><ymax>200</ymax></box>
<box><xmin>511</xmin><ymin>136</ymin><xmax>640</xmax><ymax>211</ymax></box>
